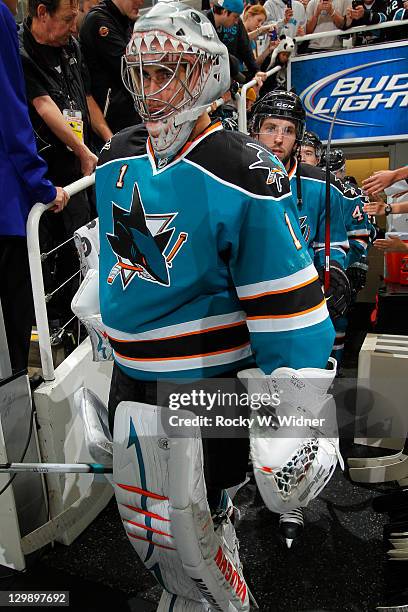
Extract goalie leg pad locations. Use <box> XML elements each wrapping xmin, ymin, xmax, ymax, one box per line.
<box><xmin>238</xmin><ymin>359</ymin><xmax>343</xmax><ymax>514</ymax></box>
<box><xmin>113</xmin><ymin>402</ymin><xmax>249</xmax><ymax>612</ymax></box>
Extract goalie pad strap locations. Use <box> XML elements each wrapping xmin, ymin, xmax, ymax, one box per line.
<box><xmin>71</xmin><ymin>269</ymin><xmax>113</xmax><ymax>362</ymax></box>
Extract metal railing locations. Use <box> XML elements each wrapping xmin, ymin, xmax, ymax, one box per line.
<box><xmin>294</xmin><ymin>17</ymin><xmax>408</xmax><ymax>44</ymax></box>
<box><xmin>27</xmin><ymin>174</ymin><xmax>95</xmax><ymax>382</ymax></box>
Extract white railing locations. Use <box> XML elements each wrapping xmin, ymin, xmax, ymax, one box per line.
<box><xmin>294</xmin><ymin>17</ymin><xmax>408</xmax><ymax>43</ymax></box>
<box><xmin>237</xmin><ymin>66</ymin><xmax>282</xmax><ymax>134</ymax></box>
<box><xmin>27</xmin><ymin>174</ymin><xmax>95</xmax><ymax>382</ymax></box>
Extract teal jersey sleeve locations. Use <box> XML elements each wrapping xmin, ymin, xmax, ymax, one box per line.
<box><xmin>217</xmin><ymin>149</ymin><xmax>335</xmax><ymax>374</ymax></box>
<box><xmin>342</xmin><ymin>183</ymin><xmax>374</xmax><ymax>268</ymax></box>
<box><xmin>290</xmin><ymin>164</ymin><xmax>349</xmax><ymax>273</ymax></box>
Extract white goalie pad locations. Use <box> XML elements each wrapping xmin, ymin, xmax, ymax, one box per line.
<box><xmin>75</xmin><ymin>387</ymin><xmax>112</xmax><ymax>467</ymax></box>
<box><xmin>238</xmin><ymin>358</ymin><xmax>343</xmax><ymax>514</ymax></box>
<box><xmin>113</xmin><ymin>402</ymin><xmax>250</xmax><ymax>612</ymax></box>
<box><xmin>71</xmin><ymin>268</ymin><xmax>113</xmax><ymax>362</ymax></box>
<box><xmin>74</xmin><ymin>218</ymin><xmax>100</xmax><ymax>275</ymax></box>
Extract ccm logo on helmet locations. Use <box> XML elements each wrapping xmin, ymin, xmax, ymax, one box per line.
<box><xmin>214</xmin><ymin>546</ymin><xmax>248</xmax><ymax>604</ymax></box>
<box><xmin>275</xmin><ymin>101</ymin><xmax>293</xmax><ymax>108</ymax></box>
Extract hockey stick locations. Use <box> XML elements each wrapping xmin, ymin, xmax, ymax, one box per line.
<box><xmin>348</xmin><ymin>450</ymin><xmax>405</xmax><ymax>468</ymax></box>
<box><xmin>324</xmin><ymin>100</ymin><xmax>343</xmax><ymax>291</ymax></box>
<box><xmin>348</xmin><ymin>453</ymin><xmax>408</xmax><ymax>483</ymax></box>
<box><xmin>0</xmin><ymin>462</ymin><xmax>112</xmax><ymax>474</ymax></box>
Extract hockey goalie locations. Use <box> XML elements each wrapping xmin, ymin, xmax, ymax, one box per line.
<box><xmin>75</xmin><ymin>1</ymin><xmax>343</xmax><ymax>609</ymax></box>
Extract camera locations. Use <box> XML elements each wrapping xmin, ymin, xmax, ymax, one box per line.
<box><xmin>287</xmin><ymin>0</ymin><xmax>292</xmax><ymax>7</ymax></box>
<box><xmin>269</xmin><ymin>29</ymin><xmax>278</xmax><ymax>40</ymax></box>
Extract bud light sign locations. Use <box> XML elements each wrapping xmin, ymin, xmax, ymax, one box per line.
<box><xmin>288</xmin><ymin>41</ymin><xmax>408</xmax><ymax>143</ymax></box>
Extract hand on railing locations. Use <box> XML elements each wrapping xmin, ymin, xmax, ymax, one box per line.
<box><xmin>49</xmin><ymin>187</ymin><xmax>70</xmax><ymax>214</ymax></box>
<box><xmin>79</xmin><ymin>146</ymin><xmax>98</xmax><ymax>177</ymax></box>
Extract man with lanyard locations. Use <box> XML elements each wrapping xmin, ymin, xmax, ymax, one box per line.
<box><xmin>19</xmin><ymin>0</ymin><xmax>111</xmax><ymax>323</ymax></box>
<box><xmin>80</xmin><ymin>0</ymin><xmax>143</xmax><ymax>136</ymax></box>
<box><xmin>250</xmin><ymin>91</ymin><xmax>353</xmax><ymax>547</ymax></box>
<box><xmin>92</xmin><ymin>3</ymin><xmax>342</xmax><ymax>608</ymax></box>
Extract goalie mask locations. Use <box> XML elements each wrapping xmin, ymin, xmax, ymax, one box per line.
<box><xmin>122</xmin><ymin>1</ymin><xmax>230</xmax><ymax>160</ymax></box>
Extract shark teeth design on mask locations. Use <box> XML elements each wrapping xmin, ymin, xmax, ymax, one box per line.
<box><xmin>170</xmin><ymin>37</ymin><xmax>180</xmax><ymax>51</ymax></box>
<box><xmin>156</xmin><ymin>34</ymin><xmax>168</xmax><ymax>49</ymax></box>
<box><xmin>132</xmin><ymin>36</ymin><xmax>142</xmax><ymax>52</ymax></box>
<box><xmin>144</xmin><ymin>35</ymin><xmax>155</xmax><ymax>51</ymax></box>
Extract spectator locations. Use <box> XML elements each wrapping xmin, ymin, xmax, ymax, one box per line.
<box><xmin>263</xmin><ymin>0</ymin><xmax>306</xmax><ymax>38</ymax></box>
<box><xmin>258</xmin><ymin>35</ymin><xmax>295</xmax><ymax>94</ymax></box>
<box><xmin>242</xmin><ymin>4</ymin><xmax>278</xmax><ymax>66</ymax></box>
<box><xmin>363</xmin><ymin>166</ymin><xmax>408</xmax><ymax>195</ymax></box>
<box><xmin>0</xmin><ymin>0</ymin><xmax>68</xmax><ymax>372</ymax></box>
<box><xmin>80</xmin><ymin>0</ymin><xmax>143</xmax><ymax>135</ymax></box>
<box><xmin>306</xmin><ymin>0</ymin><xmax>351</xmax><ymax>51</ymax></box>
<box><xmin>19</xmin><ymin>0</ymin><xmax>111</xmax><ymax>323</ymax></box>
<box><xmin>345</xmin><ymin>0</ymin><xmax>408</xmax><ymax>42</ymax></box>
<box><xmin>205</xmin><ymin>0</ymin><xmax>263</xmax><ymax>79</ymax></box>
<box><xmin>77</xmin><ymin>0</ymin><xmax>99</xmax><ymax>31</ymax></box>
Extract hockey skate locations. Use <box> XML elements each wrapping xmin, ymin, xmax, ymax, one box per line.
<box><xmin>279</xmin><ymin>507</ymin><xmax>304</xmax><ymax>549</ymax></box>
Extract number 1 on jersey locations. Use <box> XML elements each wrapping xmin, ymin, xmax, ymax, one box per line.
<box><xmin>116</xmin><ymin>164</ymin><xmax>128</xmax><ymax>189</ymax></box>
<box><xmin>284</xmin><ymin>212</ymin><xmax>302</xmax><ymax>250</ymax></box>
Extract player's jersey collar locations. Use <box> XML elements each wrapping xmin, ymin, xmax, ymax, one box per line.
<box><xmin>146</xmin><ymin>121</ymin><xmax>223</xmax><ymax>175</ymax></box>
<box><xmin>288</xmin><ymin>157</ymin><xmax>297</xmax><ymax>180</ymax></box>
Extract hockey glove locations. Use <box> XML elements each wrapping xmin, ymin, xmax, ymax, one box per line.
<box><xmin>347</xmin><ymin>256</ymin><xmax>368</xmax><ymax>297</ymax></box>
<box><xmin>318</xmin><ymin>261</ymin><xmax>352</xmax><ymax>320</ymax></box>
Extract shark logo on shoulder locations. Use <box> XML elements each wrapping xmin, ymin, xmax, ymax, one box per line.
<box><xmin>246</xmin><ymin>142</ymin><xmax>287</xmax><ymax>192</ymax></box>
<box><xmin>106</xmin><ymin>183</ymin><xmax>188</xmax><ymax>289</ymax></box>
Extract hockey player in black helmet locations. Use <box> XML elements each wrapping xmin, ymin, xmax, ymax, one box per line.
<box><xmin>250</xmin><ymin>90</ymin><xmax>354</xmax><ymax>548</ymax></box>
<box><xmin>301</xmin><ymin>131</ymin><xmax>322</xmax><ymax>166</ymax></box>
<box><xmin>320</xmin><ymin>148</ymin><xmax>346</xmax><ymax>177</ymax></box>
<box><xmin>320</xmin><ymin>148</ymin><xmax>375</xmax><ymax>366</ymax></box>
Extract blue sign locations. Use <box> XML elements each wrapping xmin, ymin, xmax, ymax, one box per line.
<box><xmin>288</xmin><ymin>41</ymin><xmax>408</xmax><ymax>144</ymax></box>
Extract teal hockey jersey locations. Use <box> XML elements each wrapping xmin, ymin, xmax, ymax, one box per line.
<box><xmin>341</xmin><ymin>180</ymin><xmax>375</xmax><ymax>268</ymax></box>
<box><xmin>288</xmin><ymin>159</ymin><xmax>349</xmax><ymax>270</ymax></box>
<box><xmin>96</xmin><ymin>122</ymin><xmax>334</xmax><ymax>380</ymax></box>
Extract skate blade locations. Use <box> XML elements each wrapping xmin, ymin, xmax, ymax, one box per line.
<box><xmin>387</xmin><ymin>549</ymin><xmax>408</xmax><ymax>559</ymax></box>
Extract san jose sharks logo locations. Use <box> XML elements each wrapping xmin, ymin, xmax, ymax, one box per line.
<box><xmin>246</xmin><ymin>143</ymin><xmax>286</xmax><ymax>193</ymax></box>
<box><xmin>106</xmin><ymin>183</ymin><xmax>188</xmax><ymax>289</ymax></box>
<box><xmin>299</xmin><ymin>215</ymin><xmax>311</xmax><ymax>243</ymax></box>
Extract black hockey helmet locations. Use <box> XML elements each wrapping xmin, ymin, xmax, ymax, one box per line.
<box><xmin>302</xmin><ymin>130</ymin><xmax>322</xmax><ymax>159</ymax></box>
<box><xmin>344</xmin><ymin>175</ymin><xmax>358</xmax><ymax>187</ymax></box>
<box><xmin>249</xmin><ymin>90</ymin><xmax>306</xmax><ymax>143</ymax></box>
<box><xmin>320</xmin><ymin>148</ymin><xmax>345</xmax><ymax>173</ymax></box>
